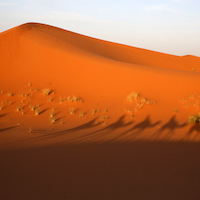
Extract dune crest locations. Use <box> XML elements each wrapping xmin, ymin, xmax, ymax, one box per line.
<box><xmin>1</xmin><ymin>22</ymin><xmax>200</xmax><ymax>71</ymax></box>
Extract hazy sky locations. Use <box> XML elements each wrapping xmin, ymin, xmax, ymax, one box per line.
<box><xmin>1</xmin><ymin>0</ymin><xmax>200</xmax><ymax>56</ymax></box>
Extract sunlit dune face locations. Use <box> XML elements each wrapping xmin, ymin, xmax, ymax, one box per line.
<box><xmin>0</xmin><ymin>22</ymin><xmax>200</xmax><ymax>147</ymax></box>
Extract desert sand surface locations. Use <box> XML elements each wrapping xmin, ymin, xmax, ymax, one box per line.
<box><xmin>1</xmin><ymin>22</ymin><xmax>200</xmax><ymax>199</ymax></box>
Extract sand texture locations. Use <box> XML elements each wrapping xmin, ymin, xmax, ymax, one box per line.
<box><xmin>1</xmin><ymin>23</ymin><xmax>200</xmax><ymax>200</ymax></box>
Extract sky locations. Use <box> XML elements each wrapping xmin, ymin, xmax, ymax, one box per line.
<box><xmin>0</xmin><ymin>0</ymin><xmax>200</xmax><ymax>57</ymax></box>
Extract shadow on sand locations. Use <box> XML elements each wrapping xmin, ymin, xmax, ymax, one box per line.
<box><xmin>39</xmin><ymin>108</ymin><xmax>50</xmax><ymax>115</ymax></box>
<box><xmin>0</xmin><ymin>113</ymin><xmax>7</xmax><ymax>118</ymax></box>
<box><xmin>4</xmin><ymin>115</ymin><xmax>190</xmax><ymax>146</ymax></box>
<box><xmin>0</xmin><ymin>126</ymin><xmax>17</xmax><ymax>133</ymax></box>
<box><xmin>150</xmin><ymin>115</ymin><xmax>187</xmax><ymax>140</ymax></box>
<box><xmin>184</xmin><ymin>123</ymin><xmax>200</xmax><ymax>140</ymax></box>
<box><xmin>75</xmin><ymin>115</ymin><xmax>133</xmax><ymax>142</ymax></box>
<box><xmin>114</xmin><ymin>115</ymin><xmax>161</xmax><ymax>141</ymax></box>
<box><xmin>5</xmin><ymin>118</ymin><xmax>100</xmax><ymax>145</ymax></box>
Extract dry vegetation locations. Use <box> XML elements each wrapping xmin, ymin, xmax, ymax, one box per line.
<box><xmin>188</xmin><ymin>114</ymin><xmax>200</xmax><ymax>124</ymax></box>
<box><xmin>178</xmin><ymin>93</ymin><xmax>200</xmax><ymax>111</ymax></box>
<box><xmin>2</xmin><ymin>84</ymin><xmax>199</xmax><ymax>131</ymax></box>
<box><xmin>67</xmin><ymin>95</ymin><xmax>83</xmax><ymax>103</ymax></box>
<box><xmin>0</xmin><ymin>84</ymin><xmax>87</xmax><ymax>127</ymax></box>
<box><xmin>79</xmin><ymin>112</ymin><xmax>85</xmax><ymax>118</ymax></box>
<box><xmin>42</xmin><ymin>88</ymin><xmax>51</xmax><ymax>96</ymax></box>
<box><xmin>69</xmin><ymin>107</ymin><xmax>76</xmax><ymax>115</ymax></box>
<box><xmin>35</xmin><ymin>107</ymin><xmax>40</xmax><ymax>116</ymax></box>
<box><xmin>126</xmin><ymin>91</ymin><xmax>156</xmax><ymax>114</ymax></box>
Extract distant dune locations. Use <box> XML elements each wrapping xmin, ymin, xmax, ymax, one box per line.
<box><xmin>1</xmin><ymin>22</ymin><xmax>200</xmax><ymax>200</ymax></box>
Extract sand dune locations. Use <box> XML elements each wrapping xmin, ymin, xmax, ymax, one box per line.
<box><xmin>1</xmin><ymin>22</ymin><xmax>200</xmax><ymax>200</ymax></box>
<box><xmin>1</xmin><ymin>22</ymin><xmax>200</xmax><ymax>70</ymax></box>
<box><xmin>0</xmin><ymin>22</ymin><xmax>200</xmax><ymax>140</ymax></box>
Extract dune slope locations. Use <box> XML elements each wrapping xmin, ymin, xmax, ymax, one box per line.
<box><xmin>0</xmin><ymin>22</ymin><xmax>200</xmax><ymax>144</ymax></box>
<box><xmin>1</xmin><ymin>22</ymin><xmax>200</xmax><ymax>70</ymax></box>
<box><xmin>1</xmin><ymin>22</ymin><xmax>200</xmax><ymax>200</ymax></box>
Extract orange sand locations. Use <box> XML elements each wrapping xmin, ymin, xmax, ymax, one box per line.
<box><xmin>1</xmin><ymin>23</ymin><xmax>200</xmax><ymax>200</ymax></box>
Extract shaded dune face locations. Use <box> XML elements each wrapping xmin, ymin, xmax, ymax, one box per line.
<box><xmin>1</xmin><ymin>142</ymin><xmax>200</xmax><ymax>200</ymax></box>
